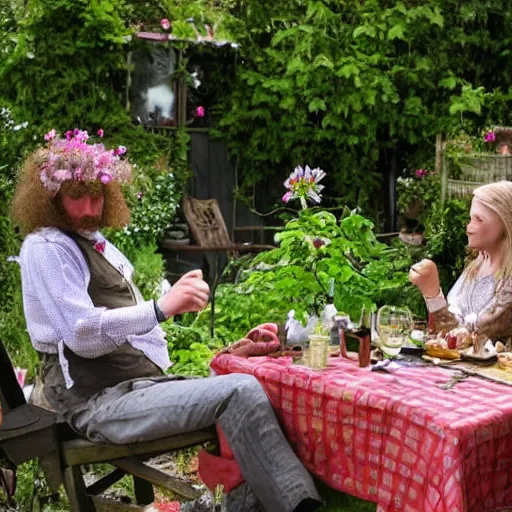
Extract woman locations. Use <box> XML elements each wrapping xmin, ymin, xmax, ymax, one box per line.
<box><xmin>409</xmin><ymin>181</ymin><xmax>512</xmax><ymax>343</ymax></box>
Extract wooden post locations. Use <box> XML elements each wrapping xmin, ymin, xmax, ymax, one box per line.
<box><xmin>435</xmin><ymin>133</ymin><xmax>443</xmax><ymax>174</ymax></box>
<box><xmin>436</xmin><ymin>134</ymin><xmax>448</xmax><ymax>207</ymax></box>
<box><xmin>125</xmin><ymin>51</ymin><xmax>132</xmax><ymax>113</ymax></box>
<box><xmin>179</xmin><ymin>76</ymin><xmax>187</xmax><ymax>127</ymax></box>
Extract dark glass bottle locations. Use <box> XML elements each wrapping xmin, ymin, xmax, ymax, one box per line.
<box><xmin>356</xmin><ymin>306</ymin><xmax>372</xmax><ymax>367</ymax></box>
<box><xmin>325</xmin><ymin>278</ymin><xmax>339</xmax><ymax>347</ymax></box>
<box><xmin>327</xmin><ymin>278</ymin><xmax>335</xmax><ymax>304</ymax></box>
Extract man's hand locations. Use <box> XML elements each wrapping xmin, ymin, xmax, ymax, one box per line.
<box><xmin>158</xmin><ymin>270</ymin><xmax>210</xmax><ymax>318</ymax></box>
<box><xmin>408</xmin><ymin>259</ymin><xmax>441</xmax><ymax>298</ymax></box>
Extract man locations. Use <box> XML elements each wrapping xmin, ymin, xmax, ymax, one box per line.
<box><xmin>10</xmin><ymin>129</ymin><xmax>321</xmax><ymax>512</ymax></box>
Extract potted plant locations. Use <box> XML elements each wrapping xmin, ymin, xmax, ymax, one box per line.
<box><xmin>444</xmin><ymin>127</ymin><xmax>512</xmax><ymax>197</ymax></box>
<box><xmin>396</xmin><ymin>169</ymin><xmax>440</xmax><ymax>244</ymax></box>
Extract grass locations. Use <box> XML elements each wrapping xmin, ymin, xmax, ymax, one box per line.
<box><xmin>4</xmin><ymin>461</ymin><xmax>377</xmax><ymax>512</ymax></box>
<box><xmin>316</xmin><ymin>480</ymin><xmax>376</xmax><ymax>512</ymax></box>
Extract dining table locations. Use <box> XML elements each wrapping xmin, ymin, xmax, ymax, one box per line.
<box><xmin>210</xmin><ymin>352</ymin><xmax>512</xmax><ymax>512</ymax></box>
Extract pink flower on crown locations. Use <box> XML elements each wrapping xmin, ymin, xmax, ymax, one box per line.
<box><xmin>195</xmin><ymin>106</ymin><xmax>205</xmax><ymax>118</ymax></box>
<box><xmin>96</xmin><ymin>152</ymin><xmax>113</xmax><ymax>169</ymax></box>
<box><xmin>161</xmin><ymin>18</ymin><xmax>171</xmax><ymax>30</ymax></box>
<box><xmin>44</xmin><ymin>129</ymin><xmax>56</xmax><ymax>141</ymax></box>
<box><xmin>97</xmin><ymin>128</ymin><xmax>104</xmax><ymax>138</ymax></box>
<box><xmin>53</xmin><ymin>169</ymin><xmax>72</xmax><ymax>181</ymax></box>
<box><xmin>39</xmin><ymin>129</ymin><xmax>132</xmax><ymax>195</ymax></box>
<box><xmin>78</xmin><ymin>130</ymin><xmax>89</xmax><ymax>142</ymax></box>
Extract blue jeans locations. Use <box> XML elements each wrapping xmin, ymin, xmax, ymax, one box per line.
<box><xmin>72</xmin><ymin>373</ymin><xmax>321</xmax><ymax>512</ymax></box>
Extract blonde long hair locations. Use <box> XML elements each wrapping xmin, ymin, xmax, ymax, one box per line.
<box><xmin>465</xmin><ymin>181</ymin><xmax>512</xmax><ymax>284</ymax></box>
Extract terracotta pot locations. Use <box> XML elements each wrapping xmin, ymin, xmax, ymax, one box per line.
<box><xmin>403</xmin><ymin>198</ymin><xmax>422</xmax><ymax>220</ymax></box>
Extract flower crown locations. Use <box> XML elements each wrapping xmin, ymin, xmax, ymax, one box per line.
<box><xmin>39</xmin><ymin>128</ymin><xmax>131</xmax><ymax>195</ymax></box>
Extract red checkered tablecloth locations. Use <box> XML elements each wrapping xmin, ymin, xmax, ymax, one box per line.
<box><xmin>210</xmin><ymin>354</ymin><xmax>512</xmax><ymax>512</ymax></box>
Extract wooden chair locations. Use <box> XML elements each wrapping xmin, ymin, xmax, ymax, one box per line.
<box><xmin>0</xmin><ymin>340</ymin><xmax>216</xmax><ymax>511</ymax></box>
<box><xmin>161</xmin><ymin>196</ymin><xmax>274</xmax><ymax>335</ymax></box>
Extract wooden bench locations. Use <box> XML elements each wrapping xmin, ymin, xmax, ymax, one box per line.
<box><xmin>0</xmin><ymin>340</ymin><xmax>216</xmax><ymax>511</ymax></box>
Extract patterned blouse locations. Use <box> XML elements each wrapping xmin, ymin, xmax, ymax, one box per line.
<box><xmin>430</xmin><ymin>271</ymin><xmax>512</xmax><ymax>341</ymax></box>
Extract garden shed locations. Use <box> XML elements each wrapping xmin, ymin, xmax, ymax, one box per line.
<box><xmin>127</xmin><ymin>29</ymin><xmax>264</xmax><ymax>279</ymax></box>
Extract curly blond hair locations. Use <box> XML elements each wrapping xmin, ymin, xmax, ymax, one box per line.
<box><xmin>11</xmin><ymin>148</ymin><xmax>131</xmax><ymax>235</ymax></box>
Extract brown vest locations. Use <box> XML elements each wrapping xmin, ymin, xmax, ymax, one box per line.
<box><xmin>42</xmin><ymin>232</ymin><xmax>162</xmax><ymax>413</ymax></box>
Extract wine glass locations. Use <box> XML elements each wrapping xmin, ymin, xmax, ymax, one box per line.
<box><xmin>377</xmin><ymin>306</ymin><xmax>412</xmax><ymax>358</ymax></box>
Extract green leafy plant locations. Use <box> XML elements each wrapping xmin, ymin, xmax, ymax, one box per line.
<box><xmin>0</xmin><ymin>171</ymin><xmax>36</xmax><ymax>377</ymax></box>
<box><xmin>128</xmin><ymin>243</ymin><xmax>167</xmax><ymax>301</ymax></box>
<box><xmin>312</xmin><ymin>322</ymin><xmax>331</xmax><ymax>337</ymax></box>
<box><xmin>443</xmin><ymin>127</ymin><xmax>503</xmax><ymax>171</ymax></box>
<box><xmin>423</xmin><ymin>197</ymin><xmax>470</xmax><ymax>291</ymax></box>
<box><xmin>396</xmin><ymin>169</ymin><xmax>441</xmax><ymax>227</ymax></box>
<box><xmin>204</xmin><ymin>207</ymin><xmax>414</xmax><ymax>345</ymax></box>
<box><xmin>106</xmin><ymin>170</ymin><xmax>179</xmax><ymax>255</ymax></box>
<box><xmin>213</xmin><ymin>0</ymin><xmax>512</xmax><ymax>219</ymax></box>
<box><xmin>164</xmin><ymin>323</ymin><xmax>220</xmax><ymax>377</ymax></box>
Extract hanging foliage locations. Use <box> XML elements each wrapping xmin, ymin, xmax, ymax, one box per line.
<box><xmin>212</xmin><ymin>0</ymin><xmax>512</xmax><ymax>214</ymax></box>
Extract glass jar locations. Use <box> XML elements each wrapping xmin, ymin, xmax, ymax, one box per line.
<box><xmin>307</xmin><ymin>334</ymin><xmax>330</xmax><ymax>369</ymax></box>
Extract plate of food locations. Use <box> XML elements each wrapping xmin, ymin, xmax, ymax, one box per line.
<box><xmin>424</xmin><ymin>327</ymin><xmax>473</xmax><ymax>360</ymax></box>
<box><xmin>424</xmin><ymin>345</ymin><xmax>460</xmax><ymax>361</ymax></box>
<box><xmin>497</xmin><ymin>352</ymin><xmax>512</xmax><ymax>372</ymax></box>
<box><xmin>424</xmin><ymin>327</ymin><xmax>504</xmax><ymax>363</ymax></box>
<box><xmin>460</xmin><ymin>340</ymin><xmax>498</xmax><ymax>362</ymax></box>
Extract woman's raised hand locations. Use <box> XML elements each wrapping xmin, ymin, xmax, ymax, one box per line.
<box><xmin>408</xmin><ymin>258</ymin><xmax>441</xmax><ymax>298</ymax></box>
<box><xmin>158</xmin><ymin>269</ymin><xmax>210</xmax><ymax>318</ymax></box>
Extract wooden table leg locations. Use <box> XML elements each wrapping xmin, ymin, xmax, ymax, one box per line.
<box><xmin>63</xmin><ymin>465</ymin><xmax>94</xmax><ymax>512</ymax></box>
<box><xmin>133</xmin><ymin>476</ymin><xmax>154</xmax><ymax>505</ymax></box>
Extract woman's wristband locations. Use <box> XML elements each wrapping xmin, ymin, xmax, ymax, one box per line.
<box><xmin>153</xmin><ymin>299</ymin><xmax>168</xmax><ymax>323</ymax></box>
<box><xmin>424</xmin><ymin>289</ymin><xmax>446</xmax><ymax>313</ymax></box>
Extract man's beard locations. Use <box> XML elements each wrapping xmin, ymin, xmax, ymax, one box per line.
<box><xmin>74</xmin><ymin>215</ymin><xmax>102</xmax><ymax>231</ymax></box>
<box><xmin>54</xmin><ymin>200</ymin><xmax>103</xmax><ymax>232</ymax></box>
